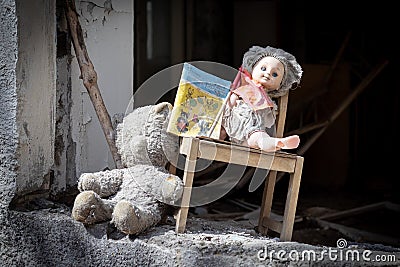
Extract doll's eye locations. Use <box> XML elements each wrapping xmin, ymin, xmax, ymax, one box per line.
<box><xmin>272</xmin><ymin>72</ymin><xmax>278</xmax><ymax>77</ymax></box>
<box><xmin>261</xmin><ymin>66</ymin><xmax>266</xmax><ymax>71</ymax></box>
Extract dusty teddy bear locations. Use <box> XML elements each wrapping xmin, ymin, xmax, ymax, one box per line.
<box><xmin>71</xmin><ymin>102</ymin><xmax>183</xmax><ymax>235</ymax></box>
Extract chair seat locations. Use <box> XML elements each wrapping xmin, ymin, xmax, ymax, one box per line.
<box><xmin>180</xmin><ymin>136</ymin><xmax>298</xmax><ymax>173</ymax></box>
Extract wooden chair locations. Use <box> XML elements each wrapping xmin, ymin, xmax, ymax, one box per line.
<box><xmin>173</xmin><ymin>92</ymin><xmax>304</xmax><ymax>241</ymax></box>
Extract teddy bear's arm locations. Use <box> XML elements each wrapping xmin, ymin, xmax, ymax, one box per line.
<box><xmin>78</xmin><ymin>169</ymin><xmax>124</xmax><ymax>198</ymax></box>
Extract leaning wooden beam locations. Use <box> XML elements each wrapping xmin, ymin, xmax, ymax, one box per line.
<box><xmin>287</xmin><ymin>32</ymin><xmax>352</xmax><ymax>137</ymax></box>
<box><xmin>295</xmin><ymin>32</ymin><xmax>352</xmax><ymax>108</ymax></box>
<box><xmin>318</xmin><ymin>201</ymin><xmax>387</xmax><ymax>221</ymax></box>
<box><xmin>277</xmin><ymin>60</ymin><xmax>389</xmax><ymax>183</ymax></box>
<box><xmin>286</xmin><ymin>120</ymin><xmax>329</xmax><ymax>136</ymax></box>
<box><xmin>330</xmin><ymin>60</ymin><xmax>388</xmax><ymax>122</ymax></box>
<box><xmin>316</xmin><ymin>218</ymin><xmax>400</xmax><ymax>247</ymax></box>
<box><xmin>65</xmin><ymin>0</ymin><xmax>122</xmax><ymax>169</ymax></box>
<box><xmin>297</xmin><ymin>59</ymin><xmax>389</xmax><ymax>156</ymax></box>
<box><xmin>322</xmin><ymin>31</ymin><xmax>352</xmax><ymax>92</ymax></box>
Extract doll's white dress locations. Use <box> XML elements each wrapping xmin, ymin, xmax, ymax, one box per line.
<box><xmin>222</xmin><ymin>99</ymin><xmax>276</xmax><ymax>144</ymax></box>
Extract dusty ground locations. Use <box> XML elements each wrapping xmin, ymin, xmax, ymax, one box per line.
<box><xmin>4</xmin><ymin>193</ymin><xmax>399</xmax><ymax>266</ymax></box>
<box><xmin>189</xmin><ymin>180</ymin><xmax>400</xmax><ymax>250</ymax></box>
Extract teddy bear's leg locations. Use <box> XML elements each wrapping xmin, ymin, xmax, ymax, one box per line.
<box><xmin>78</xmin><ymin>169</ymin><xmax>124</xmax><ymax>198</ymax></box>
<box><xmin>112</xmin><ymin>200</ymin><xmax>162</xmax><ymax>235</ymax></box>
<box><xmin>124</xmin><ymin>165</ymin><xmax>183</xmax><ymax>205</ymax></box>
<box><xmin>72</xmin><ymin>191</ymin><xmax>114</xmax><ymax>225</ymax></box>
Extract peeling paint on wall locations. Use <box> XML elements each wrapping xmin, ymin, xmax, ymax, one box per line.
<box><xmin>70</xmin><ymin>0</ymin><xmax>133</xmax><ymax>175</ymax></box>
<box><xmin>15</xmin><ymin>0</ymin><xmax>57</xmax><ymax>195</ymax></box>
<box><xmin>78</xmin><ymin>0</ymin><xmax>131</xmax><ymax>26</ymax></box>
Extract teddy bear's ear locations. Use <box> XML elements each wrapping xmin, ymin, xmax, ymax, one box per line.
<box><xmin>146</xmin><ymin>102</ymin><xmax>179</xmax><ymax>168</ymax></box>
<box><xmin>153</xmin><ymin>102</ymin><xmax>172</xmax><ymax>113</ymax></box>
<box><xmin>115</xmin><ymin>103</ymin><xmax>179</xmax><ymax>169</ymax></box>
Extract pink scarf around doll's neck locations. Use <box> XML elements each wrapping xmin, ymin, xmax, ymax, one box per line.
<box><xmin>230</xmin><ymin>66</ymin><xmax>275</xmax><ymax>111</ymax></box>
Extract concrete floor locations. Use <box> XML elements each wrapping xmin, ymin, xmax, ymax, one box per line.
<box><xmin>1</xmin><ymin>199</ymin><xmax>399</xmax><ymax>267</ymax></box>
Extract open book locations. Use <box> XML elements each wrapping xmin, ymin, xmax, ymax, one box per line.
<box><xmin>167</xmin><ymin>63</ymin><xmax>231</xmax><ymax>139</ymax></box>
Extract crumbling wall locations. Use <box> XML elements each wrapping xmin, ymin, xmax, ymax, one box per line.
<box><xmin>15</xmin><ymin>0</ymin><xmax>57</xmax><ymax>196</ymax></box>
<box><xmin>52</xmin><ymin>0</ymin><xmax>76</xmax><ymax>195</ymax></box>
<box><xmin>0</xmin><ymin>0</ymin><xmax>18</xmax><ymax>211</ymax></box>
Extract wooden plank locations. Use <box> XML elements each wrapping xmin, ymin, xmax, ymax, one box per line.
<box><xmin>262</xmin><ymin>217</ymin><xmax>283</xmax><ymax>233</ymax></box>
<box><xmin>384</xmin><ymin>202</ymin><xmax>400</xmax><ymax>212</ymax></box>
<box><xmin>197</xmin><ymin>212</ymin><xmax>246</xmax><ymax>220</ymax></box>
<box><xmin>180</xmin><ymin>136</ymin><xmax>195</xmax><ymax>155</ymax></box>
<box><xmin>318</xmin><ymin>202</ymin><xmax>388</xmax><ymax>221</ymax></box>
<box><xmin>196</xmin><ymin>141</ymin><xmax>296</xmax><ymax>172</ymax></box>
<box><xmin>286</xmin><ymin>120</ymin><xmax>329</xmax><ymax>136</ymax></box>
<box><xmin>180</xmin><ymin>137</ymin><xmax>297</xmax><ymax>172</ymax></box>
<box><xmin>195</xmin><ymin>136</ymin><xmax>298</xmax><ymax>158</ymax></box>
<box><xmin>297</xmin><ymin>60</ymin><xmax>388</xmax><ymax>156</ymax></box>
<box><xmin>276</xmin><ymin>93</ymin><xmax>288</xmax><ymax>138</ymax></box>
<box><xmin>258</xmin><ymin>170</ymin><xmax>278</xmax><ymax>235</ymax></box>
<box><xmin>175</xmin><ymin>138</ymin><xmax>199</xmax><ymax>233</ymax></box>
<box><xmin>316</xmin><ymin>219</ymin><xmax>400</xmax><ymax>247</ymax></box>
<box><xmin>280</xmin><ymin>156</ymin><xmax>304</xmax><ymax>241</ymax></box>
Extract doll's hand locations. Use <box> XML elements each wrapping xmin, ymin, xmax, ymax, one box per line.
<box><xmin>228</xmin><ymin>93</ymin><xmax>239</xmax><ymax>108</ymax></box>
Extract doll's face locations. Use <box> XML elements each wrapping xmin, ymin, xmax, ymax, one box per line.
<box><xmin>251</xmin><ymin>56</ymin><xmax>284</xmax><ymax>91</ymax></box>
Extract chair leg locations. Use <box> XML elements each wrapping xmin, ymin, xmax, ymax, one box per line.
<box><xmin>175</xmin><ymin>138</ymin><xmax>199</xmax><ymax>233</ymax></box>
<box><xmin>258</xmin><ymin>170</ymin><xmax>278</xmax><ymax>235</ymax></box>
<box><xmin>280</xmin><ymin>156</ymin><xmax>304</xmax><ymax>241</ymax></box>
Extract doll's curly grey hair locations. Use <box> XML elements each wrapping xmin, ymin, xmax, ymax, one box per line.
<box><xmin>242</xmin><ymin>45</ymin><xmax>302</xmax><ymax>97</ymax></box>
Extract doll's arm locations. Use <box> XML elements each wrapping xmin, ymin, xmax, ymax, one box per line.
<box><xmin>227</xmin><ymin>92</ymin><xmax>239</xmax><ymax>108</ymax></box>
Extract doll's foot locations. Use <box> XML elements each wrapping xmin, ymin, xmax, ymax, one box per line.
<box><xmin>276</xmin><ymin>135</ymin><xmax>300</xmax><ymax>150</ymax></box>
<box><xmin>112</xmin><ymin>200</ymin><xmax>141</xmax><ymax>235</ymax></box>
<box><xmin>72</xmin><ymin>191</ymin><xmax>113</xmax><ymax>225</ymax></box>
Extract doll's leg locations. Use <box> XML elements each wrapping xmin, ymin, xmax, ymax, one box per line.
<box><xmin>111</xmin><ymin>200</ymin><xmax>163</xmax><ymax>235</ymax></box>
<box><xmin>219</xmin><ymin>126</ymin><xmax>227</xmax><ymax>140</ymax></box>
<box><xmin>247</xmin><ymin>131</ymin><xmax>300</xmax><ymax>152</ymax></box>
<box><xmin>78</xmin><ymin>169</ymin><xmax>124</xmax><ymax>198</ymax></box>
<box><xmin>71</xmin><ymin>191</ymin><xmax>114</xmax><ymax>225</ymax></box>
<box><xmin>276</xmin><ymin>135</ymin><xmax>300</xmax><ymax>149</ymax></box>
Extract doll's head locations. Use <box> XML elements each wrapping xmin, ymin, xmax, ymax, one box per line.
<box><xmin>251</xmin><ymin>56</ymin><xmax>284</xmax><ymax>92</ymax></box>
<box><xmin>242</xmin><ymin>45</ymin><xmax>302</xmax><ymax>97</ymax></box>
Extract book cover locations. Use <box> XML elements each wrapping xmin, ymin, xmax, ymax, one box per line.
<box><xmin>167</xmin><ymin>63</ymin><xmax>231</xmax><ymax>139</ymax></box>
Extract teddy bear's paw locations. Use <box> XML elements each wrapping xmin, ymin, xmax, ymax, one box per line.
<box><xmin>78</xmin><ymin>173</ymin><xmax>101</xmax><ymax>193</ymax></box>
<box><xmin>161</xmin><ymin>175</ymin><xmax>184</xmax><ymax>205</ymax></box>
<box><xmin>112</xmin><ymin>200</ymin><xmax>141</xmax><ymax>235</ymax></box>
<box><xmin>71</xmin><ymin>191</ymin><xmax>113</xmax><ymax>225</ymax></box>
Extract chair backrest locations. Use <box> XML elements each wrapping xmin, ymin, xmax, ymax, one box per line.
<box><xmin>274</xmin><ymin>92</ymin><xmax>289</xmax><ymax>138</ymax></box>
